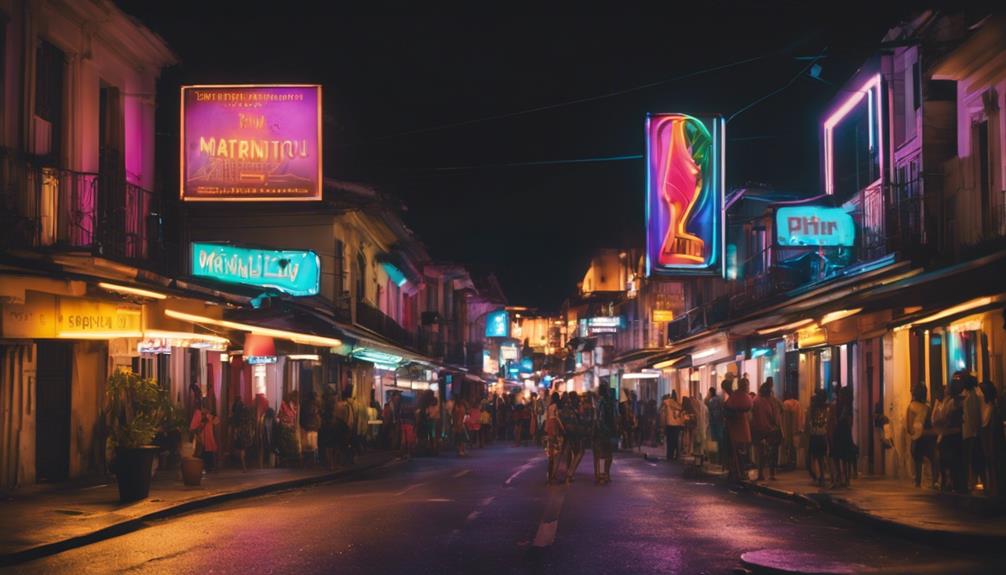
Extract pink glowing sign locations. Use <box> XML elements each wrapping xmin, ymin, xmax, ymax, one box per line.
<box><xmin>181</xmin><ymin>85</ymin><xmax>322</xmax><ymax>201</ymax></box>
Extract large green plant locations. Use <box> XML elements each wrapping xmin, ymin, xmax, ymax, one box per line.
<box><xmin>106</xmin><ymin>369</ymin><xmax>168</xmax><ymax>450</ymax></box>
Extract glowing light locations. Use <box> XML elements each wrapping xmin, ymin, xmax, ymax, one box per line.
<box><xmin>622</xmin><ymin>372</ymin><xmax>661</xmax><ymax>379</ymax></box>
<box><xmin>652</xmin><ymin>357</ymin><xmax>682</xmax><ymax>370</ymax></box>
<box><xmin>757</xmin><ymin>318</ymin><xmax>814</xmax><ymax>335</ymax></box>
<box><xmin>287</xmin><ymin>354</ymin><xmax>320</xmax><ymax>361</ymax></box>
<box><xmin>97</xmin><ymin>282</ymin><xmax>167</xmax><ymax>300</ymax></box>
<box><xmin>820</xmin><ymin>308</ymin><xmax>863</xmax><ymax>326</ymax></box>
<box><xmin>58</xmin><ymin>330</ymin><xmax>144</xmax><ymax>339</ymax></box>
<box><xmin>691</xmin><ymin>347</ymin><xmax>720</xmax><ymax>360</ymax></box>
<box><xmin>903</xmin><ymin>297</ymin><xmax>995</xmax><ymax>328</ymax></box>
<box><xmin>164</xmin><ymin>309</ymin><xmax>343</xmax><ymax>347</ymax></box>
<box><xmin>823</xmin><ymin>74</ymin><xmax>882</xmax><ymax>195</ymax></box>
<box><xmin>646</xmin><ymin>114</ymin><xmax>724</xmax><ymax>276</ymax></box>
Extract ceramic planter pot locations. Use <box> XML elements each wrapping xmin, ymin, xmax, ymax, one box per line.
<box><xmin>116</xmin><ymin>445</ymin><xmax>160</xmax><ymax>503</ymax></box>
<box><xmin>180</xmin><ymin>456</ymin><xmax>204</xmax><ymax>486</ymax></box>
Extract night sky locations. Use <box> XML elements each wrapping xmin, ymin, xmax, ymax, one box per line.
<box><xmin>116</xmin><ymin>0</ymin><xmax>970</xmax><ymax>312</ymax></box>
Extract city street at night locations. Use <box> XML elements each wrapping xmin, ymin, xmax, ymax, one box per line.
<box><xmin>3</xmin><ymin>1</ymin><xmax>1006</xmax><ymax>573</ymax></box>
<box><xmin>5</xmin><ymin>446</ymin><xmax>1002</xmax><ymax>574</ymax></box>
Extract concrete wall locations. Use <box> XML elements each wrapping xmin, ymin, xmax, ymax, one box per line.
<box><xmin>0</xmin><ymin>344</ymin><xmax>37</xmax><ymax>488</ymax></box>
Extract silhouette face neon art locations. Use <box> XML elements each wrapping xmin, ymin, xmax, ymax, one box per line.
<box><xmin>645</xmin><ymin>114</ymin><xmax>724</xmax><ymax>276</ymax></box>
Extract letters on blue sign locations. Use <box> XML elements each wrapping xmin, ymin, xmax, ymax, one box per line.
<box><xmin>191</xmin><ymin>242</ymin><xmax>321</xmax><ymax>296</ymax></box>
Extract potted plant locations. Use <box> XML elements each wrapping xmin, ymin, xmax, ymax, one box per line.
<box><xmin>106</xmin><ymin>369</ymin><xmax>167</xmax><ymax>503</ymax></box>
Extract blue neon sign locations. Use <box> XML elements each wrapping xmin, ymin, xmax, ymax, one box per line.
<box><xmin>776</xmin><ymin>206</ymin><xmax>855</xmax><ymax>247</ymax></box>
<box><xmin>191</xmin><ymin>242</ymin><xmax>321</xmax><ymax>296</ymax></box>
<box><xmin>485</xmin><ymin>310</ymin><xmax>510</xmax><ymax>338</ymax></box>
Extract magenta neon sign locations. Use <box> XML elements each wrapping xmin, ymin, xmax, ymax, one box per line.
<box><xmin>181</xmin><ymin>85</ymin><xmax>322</xmax><ymax>201</ymax></box>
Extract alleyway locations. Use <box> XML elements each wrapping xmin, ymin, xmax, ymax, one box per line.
<box><xmin>5</xmin><ymin>445</ymin><xmax>1001</xmax><ymax>575</ymax></box>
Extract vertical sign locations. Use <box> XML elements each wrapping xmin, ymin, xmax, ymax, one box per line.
<box><xmin>645</xmin><ymin>114</ymin><xmax>724</xmax><ymax>276</ymax></box>
<box><xmin>181</xmin><ymin>85</ymin><xmax>322</xmax><ymax>201</ymax></box>
<box><xmin>485</xmin><ymin>309</ymin><xmax>510</xmax><ymax>338</ymax></box>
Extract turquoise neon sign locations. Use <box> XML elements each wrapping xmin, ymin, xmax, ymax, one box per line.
<box><xmin>191</xmin><ymin>242</ymin><xmax>321</xmax><ymax>296</ymax></box>
<box><xmin>485</xmin><ymin>310</ymin><xmax>510</xmax><ymax>338</ymax></box>
<box><xmin>776</xmin><ymin>206</ymin><xmax>855</xmax><ymax>247</ymax></box>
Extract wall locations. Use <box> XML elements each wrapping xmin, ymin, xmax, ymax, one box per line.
<box><xmin>0</xmin><ymin>344</ymin><xmax>36</xmax><ymax>488</ymax></box>
<box><xmin>69</xmin><ymin>340</ymin><xmax>106</xmax><ymax>478</ymax></box>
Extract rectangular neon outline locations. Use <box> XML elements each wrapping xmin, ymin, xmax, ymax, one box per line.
<box><xmin>823</xmin><ymin>74</ymin><xmax>882</xmax><ymax>195</ymax></box>
<box><xmin>180</xmin><ymin>84</ymin><xmax>324</xmax><ymax>202</ymax></box>
<box><xmin>644</xmin><ymin>114</ymin><xmax>725</xmax><ymax>277</ymax></box>
<box><xmin>190</xmin><ymin>242</ymin><xmax>322</xmax><ymax>296</ymax></box>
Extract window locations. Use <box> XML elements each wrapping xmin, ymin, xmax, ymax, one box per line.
<box><xmin>34</xmin><ymin>39</ymin><xmax>64</xmax><ymax>163</ymax></box>
<box><xmin>912</xmin><ymin>61</ymin><xmax>921</xmax><ymax>111</ymax></box>
<box><xmin>977</xmin><ymin>119</ymin><xmax>991</xmax><ymax>236</ymax></box>
<box><xmin>355</xmin><ymin>251</ymin><xmax>366</xmax><ymax>302</ymax></box>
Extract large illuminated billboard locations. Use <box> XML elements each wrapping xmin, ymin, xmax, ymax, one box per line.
<box><xmin>191</xmin><ymin>242</ymin><xmax>321</xmax><ymax>296</ymax></box>
<box><xmin>181</xmin><ymin>85</ymin><xmax>322</xmax><ymax>201</ymax></box>
<box><xmin>645</xmin><ymin>114</ymin><xmax>724</xmax><ymax>276</ymax></box>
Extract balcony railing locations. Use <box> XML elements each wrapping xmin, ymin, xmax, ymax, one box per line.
<box><xmin>0</xmin><ymin>152</ymin><xmax>160</xmax><ymax>263</ymax></box>
<box><xmin>356</xmin><ymin>301</ymin><xmax>417</xmax><ymax>350</ymax></box>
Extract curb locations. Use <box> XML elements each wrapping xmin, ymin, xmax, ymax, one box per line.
<box><xmin>734</xmin><ymin>481</ymin><xmax>1006</xmax><ymax>549</ymax></box>
<box><xmin>0</xmin><ymin>455</ymin><xmax>400</xmax><ymax>567</ymax></box>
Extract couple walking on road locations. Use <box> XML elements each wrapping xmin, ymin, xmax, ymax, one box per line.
<box><xmin>545</xmin><ymin>382</ymin><xmax>620</xmax><ymax>486</ymax></box>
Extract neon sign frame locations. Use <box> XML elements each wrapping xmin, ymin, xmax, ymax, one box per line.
<box><xmin>823</xmin><ymin>74</ymin><xmax>883</xmax><ymax>196</ymax></box>
<box><xmin>645</xmin><ymin>114</ymin><xmax>725</xmax><ymax>276</ymax></box>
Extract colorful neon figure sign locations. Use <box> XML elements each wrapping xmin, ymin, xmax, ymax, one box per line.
<box><xmin>646</xmin><ymin>114</ymin><xmax>724</xmax><ymax>276</ymax></box>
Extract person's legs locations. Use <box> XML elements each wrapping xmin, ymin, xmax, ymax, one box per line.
<box><xmin>665</xmin><ymin>426</ymin><xmax>674</xmax><ymax>461</ymax></box>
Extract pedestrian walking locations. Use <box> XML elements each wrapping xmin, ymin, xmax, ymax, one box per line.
<box><xmin>467</xmin><ymin>400</ymin><xmax>481</xmax><ymax>449</ymax></box>
<box><xmin>320</xmin><ymin>387</ymin><xmax>338</xmax><ymax>469</ymax></box>
<box><xmin>479</xmin><ymin>402</ymin><xmax>491</xmax><ymax>447</ymax></box>
<box><xmin>594</xmin><ymin>383</ymin><xmax>618</xmax><ymax>484</ymax></box>
<box><xmin>752</xmin><ymin>380</ymin><xmax>782</xmax><ymax>481</ymax></box>
<box><xmin>426</xmin><ymin>394</ymin><xmax>442</xmax><ymax>456</ymax></box>
<box><xmin>513</xmin><ymin>402</ymin><xmax>529</xmax><ymax>447</ymax></box>
<box><xmin>962</xmin><ymin>373</ymin><xmax>986</xmax><ymax>490</ymax></box>
<box><xmin>545</xmin><ymin>392</ymin><xmax>565</xmax><ymax>483</ymax></box>
<box><xmin>190</xmin><ymin>397</ymin><xmax>218</xmax><ymax>472</ymax></box>
<box><xmin>907</xmin><ymin>383</ymin><xmax>938</xmax><ymax>489</ymax></box>
<box><xmin>560</xmin><ymin>392</ymin><xmax>587</xmax><ymax>483</ymax></box>
<box><xmin>620</xmin><ymin>389</ymin><xmax>637</xmax><ymax>449</ymax></box>
<box><xmin>334</xmin><ymin>389</ymin><xmax>356</xmax><ymax>466</ymax></box>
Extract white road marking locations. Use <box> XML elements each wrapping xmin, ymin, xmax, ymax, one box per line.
<box><xmin>453</xmin><ymin>469</ymin><xmax>471</xmax><ymax>478</ymax></box>
<box><xmin>480</xmin><ymin>496</ymin><xmax>495</xmax><ymax>507</ymax></box>
<box><xmin>466</xmin><ymin>510</ymin><xmax>481</xmax><ymax>521</ymax></box>
<box><xmin>425</xmin><ymin>498</ymin><xmax>453</xmax><ymax>502</ymax></box>
<box><xmin>394</xmin><ymin>481</ymin><xmax>427</xmax><ymax>497</ymax></box>
<box><xmin>531</xmin><ymin>521</ymin><xmax>558</xmax><ymax>547</ymax></box>
<box><xmin>505</xmin><ymin>456</ymin><xmax>544</xmax><ymax>486</ymax></box>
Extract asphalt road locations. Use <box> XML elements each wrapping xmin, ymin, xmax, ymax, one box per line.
<box><xmin>5</xmin><ymin>444</ymin><xmax>1001</xmax><ymax>574</ymax></box>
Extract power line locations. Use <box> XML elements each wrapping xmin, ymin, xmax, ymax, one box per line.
<box><xmin>727</xmin><ymin>48</ymin><xmax>828</xmax><ymax>123</ymax></box>
<box><xmin>425</xmin><ymin>154</ymin><xmax>644</xmax><ymax>172</ymax></box>
<box><xmin>374</xmin><ymin>53</ymin><xmax>773</xmax><ymax>141</ymax></box>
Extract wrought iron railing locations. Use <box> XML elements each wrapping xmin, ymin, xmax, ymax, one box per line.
<box><xmin>0</xmin><ymin>151</ymin><xmax>160</xmax><ymax>264</ymax></box>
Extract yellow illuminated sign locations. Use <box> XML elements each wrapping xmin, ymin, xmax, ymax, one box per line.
<box><xmin>1</xmin><ymin>292</ymin><xmax>57</xmax><ymax>338</ymax></box>
<box><xmin>57</xmin><ymin>297</ymin><xmax>142</xmax><ymax>338</ymax></box>
<box><xmin>652</xmin><ymin>309</ymin><xmax>675</xmax><ymax>322</ymax></box>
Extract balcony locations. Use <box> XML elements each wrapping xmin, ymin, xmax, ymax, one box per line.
<box><xmin>355</xmin><ymin>300</ymin><xmax>417</xmax><ymax>350</ymax></box>
<box><xmin>0</xmin><ymin>152</ymin><xmax>160</xmax><ymax>264</ymax></box>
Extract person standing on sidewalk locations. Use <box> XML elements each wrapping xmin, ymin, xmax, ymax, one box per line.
<box><xmin>781</xmin><ymin>390</ymin><xmax>802</xmax><ymax>471</ymax></box>
<box><xmin>426</xmin><ymin>394</ymin><xmax>442</xmax><ymax>456</ymax></box>
<box><xmin>752</xmin><ymin>380</ymin><xmax>782</xmax><ymax>481</ymax></box>
<box><xmin>936</xmin><ymin>376</ymin><xmax>967</xmax><ymax>493</ymax></box>
<box><xmin>560</xmin><ymin>392</ymin><xmax>586</xmax><ymax>483</ymax></box>
<box><xmin>907</xmin><ymin>383</ymin><xmax>938</xmax><ymax>489</ymax></box>
<box><xmin>979</xmin><ymin>381</ymin><xmax>1003</xmax><ymax>497</ymax></box>
<box><xmin>706</xmin><ymin>387</ymin><xmax>724</xmax><ymax>465</ymax></box>
<box><xmin>806</xmin><ymin>390</ymin><xmax>830</xmax><ymax>487</ymax></box>
<box><xmin>190</xmin><ymin>398</ymin><xmax>219</xmax><ymax>472</ymax></box>
<box><xmin>452</xmin><ymin>397</ymin><xmax>469</xmax><ymax>457</ymax></box>
<box><xmin>300</xmin><ymin>389</ymin><xmax>322</xmax><ymax>466</ymax></box>
<box><xmin>962</xmin><ymin>373</ymin><xmax>986</xmax><ymax>491</ymax></box>
<box><xmin>724</xmin><ymin>378</ymin><xmax>753</xmax><ymax>482</ymax></box>
<box><xmin>334</xmin><ymin>389</ymin><xmax>357</xmax><ymax>466</ymax></box>
<box><xmin>830</xmin><ymin>386</ymin><xmax>856</xmax><ymax>488</ymax></box>
<box><xmin>661</xmin><ymin>392</ymin><xmax>685</xmax><ymax>462</ymax></box>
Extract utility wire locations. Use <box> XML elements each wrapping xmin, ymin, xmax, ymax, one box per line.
<box><xmin>374</xmin><ymin>53</ymin><xmax>772</xmax><ymax>141</ymax></box>
<box><xmin>425</xmin><ymin>154</ymin><xmax>643</xmax><ymax>172</ymax></box>
<box><xmin>727</xmin><ymin>47</ymin><xmax>827</xmax><ymax>123</ymax></box>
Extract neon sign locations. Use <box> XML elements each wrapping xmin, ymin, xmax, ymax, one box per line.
<box><xmin>181</xmin><ymin>85</ymin><xmax>322</xmax><ymax>201</ymax></box>
<box><xmin>485</xmin><ymin>310</ymin><xmax>510</xmax><ymax>338</ymax></box>
<box><xmin>191</xmin><ymin>242</ymin><xmax>321</xmax><ymax>296</ymax></box>
<box><xmin>646</xmin><ymin>114</ymin><xmax>724</xmax><ymax>276</ymax></box>
<box><xmin>776</xmin><ymin>206</ymin><xmax>855</xmax><ymax>247</ymax></box>
<box><xmin>823</xmin><ymin>74</ymin><xmax>882</xmax><ymax>196</ymax></box>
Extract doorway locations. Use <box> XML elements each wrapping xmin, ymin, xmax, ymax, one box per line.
<box><xmin>36</xmin><ymin>341</ymin><xmax>71</xmax><ymax>482</ymax></box>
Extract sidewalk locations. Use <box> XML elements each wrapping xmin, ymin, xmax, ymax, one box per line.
<box><xmin>742</xmin><ymin>469</ymin><xmax>1006</xmax><ymax>546</ymax></box>
<box><xmin>0</xmin><ymin>451</ymin><xmax>398</xmax><ymax>566</ymax></box>
<box><xmin>629</xmin><ymin>445</ymin><xmax>1006</xmax><ymax>546</ymax></box>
